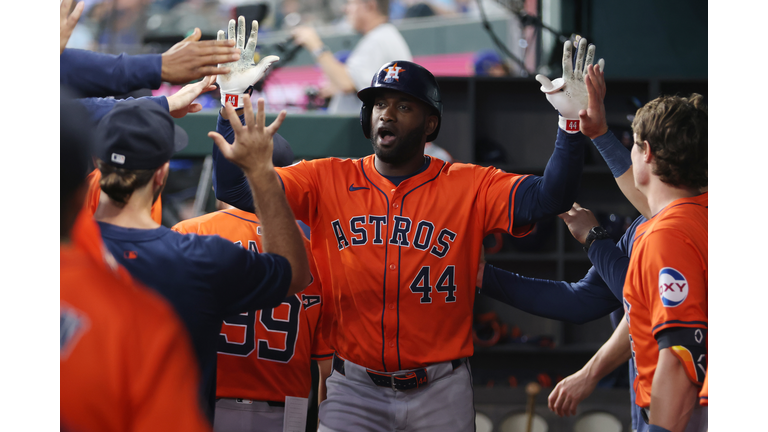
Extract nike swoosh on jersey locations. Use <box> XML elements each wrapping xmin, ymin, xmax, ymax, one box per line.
<box><xmin>349</xmin><ymin>184</ymin><xmax>370</xmax><ymax>191</ymax></box>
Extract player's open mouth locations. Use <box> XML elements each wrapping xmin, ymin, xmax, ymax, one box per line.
<box><xmin>377</xmin><ymin>129</ymin><xmax>396</xmax><ymax>146</ymax></box>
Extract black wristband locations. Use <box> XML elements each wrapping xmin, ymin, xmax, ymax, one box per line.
<box><xmin>583</xmin><ymin>226</ymin><xmax>610</xmax><ymax>253</ymax></box>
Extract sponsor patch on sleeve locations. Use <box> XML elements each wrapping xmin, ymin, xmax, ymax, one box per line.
<box><xmin>658</xmin><ymin>267</ymin><xmax>688</xmax><ymax>307</ymax></box>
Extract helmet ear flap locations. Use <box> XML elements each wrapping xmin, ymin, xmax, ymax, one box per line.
<box><xmin>360</xmin><ymin>103</ymin><xmax>373</xmax><ymax>139</ymax></box>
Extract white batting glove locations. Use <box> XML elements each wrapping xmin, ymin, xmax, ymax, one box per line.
<box><xmin>217</xmin><ymin>16</ymin><xmax>280</xmax><ymax>109</ymax></box>
<box><xmin>536</xmin><ymin>39</ymin><xmax>605</xmax><ymax>134</ymax></box>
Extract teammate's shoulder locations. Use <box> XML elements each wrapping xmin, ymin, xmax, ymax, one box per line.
<box><xmin>441</xmin><ymin>161</ymin><xmax>517</xmax><ymax>179</ymax></box>
<box><xmin>172</xmin><ymin>212</ymin><xmax>219</xmax><ymax>233</ymax></box>
<box><xmin>324</xmin><ymin>156</ymin><xmax>368</xmax><ymax>168</ymax></box>
<box><xmin>645</xmin><ymin>196</ymin><xmax>707</xmax><ymax>236</ymax></box>
<box><xmin>278</xmin><ymin>156</ymin><xmax>362</xmax><ymax>175</ymax></box>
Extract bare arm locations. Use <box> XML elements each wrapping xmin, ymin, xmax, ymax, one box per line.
<box><xmin>615</xmin><ymin>167</ymin><xmax>651</xmax><ymax>218</ymax></box>
<box><xmin>649</xmin><ymin>349</ymin><xmax>700</xmax><ymax>432</ymax></box>
<box><xmin>292</xmin><ymin>27</ymin><xmax>356</xmax><ymax>94</ymax></box>
<box><xmin>317</xmin><ymin>359</ymin><xmax>332</xmax><ymax>406</ymax></box>
<box><xmin>579</xmin><ymin>64</ymin><xmax>652</xmax><ymax>219</ymax></box>
<box><xmin>548</xmin><ymin>315</ymin><xmax>631</xmax><ymax>416</ymax></box>
<box><xmin>210</xmin><ymin>96</ymin><xmax>311</xmax><ymax>296</ymax></box>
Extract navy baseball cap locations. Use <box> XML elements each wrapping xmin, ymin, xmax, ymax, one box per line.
<box><xmin>272</xmin><ymin>133</ymin><xmax>295</xmax><ymax>168</ymax></box>
<box><xmin>95</xmin><ymin>99</ymin><xmax>188</xmax><ymax>170</ymax></box>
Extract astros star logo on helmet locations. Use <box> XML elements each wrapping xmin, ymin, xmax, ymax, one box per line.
<box><xmin>383</xmin><ymin>63</ymin><xmax>406</xmax><ymax>83</ymax></box>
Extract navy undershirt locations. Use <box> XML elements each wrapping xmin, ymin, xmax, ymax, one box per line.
<box><xmin>97</xmin><ymin>222</ymin><xmax>292</xmax><ymax>422</ymax></box>
<box><xmin>481</xmin><ymin>215</ymin><xmax>646</xmax><ymax>324</ymax></box>
<box><xmin>381</xmin><ymin>156</ymin><xmax>431</xmax><ymax>186</ymax></box>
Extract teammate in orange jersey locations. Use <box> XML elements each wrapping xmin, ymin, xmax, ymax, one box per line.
<box><xmin>212</xmin><ymin>34</ymin><xmax>604</xmax><ymax>430</ymax></box>
<box><xmin>60</xmin><ymin>93</ymin><xmax>210</xmax><ymax>432</ymax></box>
<box><xmin>622</xmin><ymin>94</ymin><xmax>708</xmax><ymax>432</ymax></box>
<box><xmin>173</xmin><ymin>145</ymin><xmax>334</xmax><ymax>432</ymax></box>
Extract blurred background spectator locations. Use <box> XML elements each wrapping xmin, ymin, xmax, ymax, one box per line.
<box><xmin>473</xmin><ymin>49</ymin><xmax>511</xmax><ymax>76</ymax></box>
<box><xmin>292</xmin><ymin>0</ymin><xmax>413</xmax><ymax>113</ymax></box>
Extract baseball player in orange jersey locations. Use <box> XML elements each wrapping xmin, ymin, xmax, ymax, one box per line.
<box><xmin>60</xmin><ymin>96</ymin><xmax>210</xmax><ymax>432</ymax></box>
<box><xmin>622</xmin><ymin>94</ymin><xmax>707</xmax><ymax>432</ymax></box>
<box><xmin>173</xmin><ymin>142</ymin><xmax>334</xmax><ymax>431</ymax></box>
<box><xmin>174</xmin><ymin>208</ymin><xmax>333</xmax><ymax>431</ymax></box>
<box><xmin>212</xmin><ymin>37</ymin><xmax>604</xmax><ymax>430</ymax></box>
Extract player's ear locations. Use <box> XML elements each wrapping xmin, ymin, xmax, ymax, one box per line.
<box><xmin>424</xmin><ymin>114</ymin><xmax>438</xmax><ymax>140</ymax></box>
<box><xmin>155</xmin><ymin>162</ymin><xmax>170</xmax><ymax>186</ymax></box>
<box><xmin>641</xmin><ymin>140</ymin><xmax>653</xmax><ymax>163</ymax></box>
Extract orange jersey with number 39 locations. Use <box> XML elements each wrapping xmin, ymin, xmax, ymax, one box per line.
<box><xmin>623</xmin><ymin>193</ymin><xmax>708</xmax><ymax>408</ymax></box>
<box><xmin>275</xmin><ymin>155</ymin><xmax>531</xmax><ymax>372</ymax></box>
<box><xmin>173</xmin><ymin>209</ymin><xmax>333</xmax><ymax>402</ymax></box>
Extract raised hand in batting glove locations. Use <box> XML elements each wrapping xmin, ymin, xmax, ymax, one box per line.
<box><xmin>536</xmin><ymin>38</ymin><xmax>605</xmax><ymax>134</ymax></box>
<box><xmin>217</xmin><ymin>17</ymin><xmax>280</xmax><ymax>109</ymax></box>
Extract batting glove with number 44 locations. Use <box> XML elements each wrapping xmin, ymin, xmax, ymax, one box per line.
<box><xmin>217</xmin><ymin>16</ymin><xmax>280</xmax><ymax>109</ymax></box>
<box><xmin>536</xmin><ymin>39</ymin><xmax>604</xmax><ymax>134</ymax></box>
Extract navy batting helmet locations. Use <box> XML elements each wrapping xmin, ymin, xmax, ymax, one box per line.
<box><xmin>357</xmin><ymin>60</ymin><xmax>443</xmax><ymax>142</ymax></box>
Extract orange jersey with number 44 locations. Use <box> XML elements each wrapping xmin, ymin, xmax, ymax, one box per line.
<box><xmin>276</xmin><ymin>155</ymin><xmax>531</xmax><ymax>372</ymax></box>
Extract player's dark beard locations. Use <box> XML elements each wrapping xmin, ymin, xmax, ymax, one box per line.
<box><xmin>371</xmin><ymin>124</ymin><xmax>426</xmax><ymax>166</ymax></box>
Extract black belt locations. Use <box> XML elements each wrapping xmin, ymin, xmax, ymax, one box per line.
<box><xmin>332</xmin><ymin>355</ymin><xmax>465</xmax><ymax>391</ymax></box>
<box><xmin>641</xmin><ymin>407</ymin><xmax>650</xmax><ymax>424</ymax></box>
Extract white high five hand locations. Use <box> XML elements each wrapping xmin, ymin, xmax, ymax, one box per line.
<box><xmin>217</xmin><ymin>16</ymin><xmax>280</xmax><ymax>109</ymax></box>
<box><xmin>536</xmin><ymin>38</ymin><xmax>605</xmax><ymax>134</ymax></box>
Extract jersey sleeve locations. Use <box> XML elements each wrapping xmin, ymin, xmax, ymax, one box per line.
<box><xmin>303</xmin><ymin>238</ymin><xmax>334</xmax><ymax>360</ymax></box>
<box><xmin>311</xmin><ymin>310</ymin><xmax>334</xmax><ymax>361</ymax></box>
<box><xmin>275</xmin><ymin>160</ymin><xmax>321</xmax><ymax>225</ymax></box>
<box><xmin>641</xmin><ymin>231</ymin><xmax>708</xmax><ymax>337</ymax></box>
<box><xmin>473</xmin><ymin>166</ymin><xmax>531</xmax><ymax>237</ymax></box>
<box><xmin>184</xmin><ymin>234</ymin><xmax>293</xmax><ymax>316</ymax></box>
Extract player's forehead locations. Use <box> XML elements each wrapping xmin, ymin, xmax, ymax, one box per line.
<box><xmin>372</xmin><ymin>89</ymin><xmax>422</xmax><ymax>105</ymax></box>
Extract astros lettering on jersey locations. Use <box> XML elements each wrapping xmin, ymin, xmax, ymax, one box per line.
<box><xmin>275</xmin><ymin>154</ymin><xmax>532</xmax><ymax>372</ymax></box>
